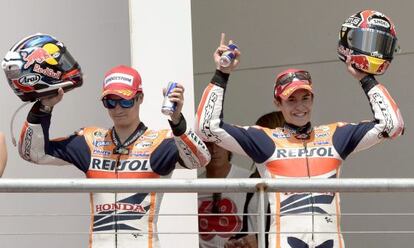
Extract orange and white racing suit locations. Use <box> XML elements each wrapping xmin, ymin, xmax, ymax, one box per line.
<box><xmin>195</xmin><ymin>70</ymin><xmax>404</xmax><ymax>248</ymax></box>
<box><xmin>19</xmin><ymin>102</ymin><xmax>210</xmax><ymax>248</ymax></box>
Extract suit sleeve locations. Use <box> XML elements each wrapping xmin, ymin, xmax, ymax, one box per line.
<box><xmin>160</xmin><ymin>114</ymin><xmax>211</xmax><ymax>170</ymax></box>
<box><xmin>18</xmin><ymin>102</ymin><xmax>91</xmax><ymax>173</ymax></box>
<box><xmin>195</xmin><ymin>70</ymin><xmax>275</xmax><ymax>163</ymax></box>
<box><xmin>333</xmin><ymin>76</ymin><xmax>404</xmax><ymax>160</ymax></box>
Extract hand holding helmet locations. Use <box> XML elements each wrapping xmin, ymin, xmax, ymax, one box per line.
<box><xmin>345</xmin><ymin>55</ymin><xmax>368</xmax><ymax>81</ymax></box>
<box><xmin>2</xmin><ymin>33</ymin><xmax>83</xmax><ymax>102</ymax></box>
<box><xmin>338</xmin><ymin>10</ymin><xmax>399</xmax><ymax>75</ymax></box>
<box><xmin>40</xmin><ymin>87</ymin><xmax>64</xmax><ymax>108</ymax></box>
<box><xmin>3</xmin><ymin>34</ymin><xmax>83</xmax><ymax>146</ymax></box>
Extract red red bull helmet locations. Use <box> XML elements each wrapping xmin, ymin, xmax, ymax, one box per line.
<box><xmin>2</xmin><ymin>33</ymin><xmax>83</xmax><ymax>102</ymax></box>
<box><xmin>338</xmin><ymin>10</ymin><xmax>398</xmax><ymax>75</ymax></box>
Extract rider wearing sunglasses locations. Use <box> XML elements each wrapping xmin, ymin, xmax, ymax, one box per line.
<box><xmin>19</xmin><ymin>65</ymin><xmax>210</xmax><ymax>248</ymax></box>
<box><xmin>102</xmin><ymin>96</ymin><xmax>138</xmax><ymax>109</ymax></box>
<box><xmin>196</xmin><ymin>33</ymin><xmax>404</xmax><ymax>248</ymax></box>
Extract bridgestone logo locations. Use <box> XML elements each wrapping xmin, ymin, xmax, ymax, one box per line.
<box><xmin>104</xmin><ymin>73</ymin><xmax>133</xmax><ymax>87</ymax></box>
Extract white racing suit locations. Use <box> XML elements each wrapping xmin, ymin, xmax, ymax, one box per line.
<box><xmin>19</xmin><ymin>102</ymin><xmax>211</xmax><ymax>248</ymax></box>
<box><xmin>195</xmin><ymin>71</ymin><xmax>404</xmax><ymax>248</ymax></box>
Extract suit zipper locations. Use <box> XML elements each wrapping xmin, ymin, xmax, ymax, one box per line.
<box><xmin>303</xmin><ymin>141</ymin><xmax>316</xmax><ymax>247</ymax></box>
<box><xmin>115</xmin><ymin>154</ymin><xmax>120</xmax><ymax>248</ymax></box>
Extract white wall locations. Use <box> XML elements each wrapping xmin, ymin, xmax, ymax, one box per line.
<box><xmin>129</xmin><ymin>1</ymin><xmax>198</xmax><ymax>247</ymax></box>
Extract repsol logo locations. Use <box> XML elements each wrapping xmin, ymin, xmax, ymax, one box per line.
<box><xmin>188</xmin><ymin>130</ymin><xmax>207</xmax><ymax>150</ymax></box>
<box><xmin>176</xmin><ymin>139</ymin><xmax>200</xmax><ymax>168</ymax></box>
<box><xmin>96</xmin><ymin>203</ymin><xmax>146</xmax><ymax>213</ymax></box>
<box><xmin>276</xmin><ymin>147</ymin><xmax>334</xmax><ymax>158</ymax></box>
<box><xmin>90</xmin><ymin>158</ymin><xmax>151</xmax><ymax>172</ymax></box>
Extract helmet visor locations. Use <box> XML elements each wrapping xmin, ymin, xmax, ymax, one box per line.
<box><xmin>275</xmin><ymin>71</ymin><xmax>312</xmax><ymax>86</ymax></box>
<box><xmin>274</xmin><ymin>70</ymin><xmax>313</xmax><ymax>99</ymax></box>
<box><xmin>347</xmin><ymin>28</ymin><xmax>397</xmax><ymax>59</ymax></box>
<box><xmin>58</xmin><ymin>49</ymin><xmax>77</xmax><ymax>72</ymax></box>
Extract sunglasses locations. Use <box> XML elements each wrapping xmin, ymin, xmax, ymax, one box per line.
<box><xmin>102</xmin><ymin>98</ymin><xmax>136</xmax><ymax>109</ymax></box>
<box><xmin>275</xmin><ymin>71</ymin><xmax>312</xmax><ymax>86</ymax></box>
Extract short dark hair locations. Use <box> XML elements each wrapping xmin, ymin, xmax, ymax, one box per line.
<box><xmin>205</xmin><ymin>142</ymin><xmax>233</xmax><ymax>162</ymax></box>
<box><xmin>256</xmin><ymin>111</ymin><xmax>285</xmax><ymax>128</ymax></box>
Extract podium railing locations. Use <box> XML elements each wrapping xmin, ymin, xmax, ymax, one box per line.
<box><xmin>1</xmin><ymin>178</ymin><xmax>414</xmax><ymax>248</ymax></box>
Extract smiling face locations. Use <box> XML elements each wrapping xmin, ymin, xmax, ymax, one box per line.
<box><xmin>106</xmin><ymin>94</ymin><xmax>143</xmax><ymax>129</ymax></box>
<box><xmin>275</xmin><ymin>89</ymin><xmax>313</xmax><ymax>127</ymax></box>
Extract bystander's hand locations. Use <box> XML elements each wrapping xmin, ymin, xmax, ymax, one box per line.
<box><xmin>224</xmin><ymin>234</ymin><xmax>258</xmax><ymax>248</ymax></box>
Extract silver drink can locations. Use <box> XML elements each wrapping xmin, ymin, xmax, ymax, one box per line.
<box><xmin>219</xmin><ymin>43</ymin><xmax>238</xmax><ymax>67</ymax></box>
<box><xmin>161</xmin><ymin>81</ymin><xmax>178</xmax><ymax>115</ymax></box>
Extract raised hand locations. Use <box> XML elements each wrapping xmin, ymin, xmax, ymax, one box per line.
<box><xmin>214</xmin><ymin>33</ymin><xmax>241</xmax><ymax>74</ymax></box>
<box><xmin>163</xmin><ymin>83</ymin><xmax>185</xmax><ymax>124</ymax></box>
<box><xmin>346</xmin><ymin>55</ymin><xmax>369</xmax><ymax>81</ymax></box>
<box><xmin>40</xmin><ymin>87</ymin><xmax>64</xmax><ymax>107</ymax></box>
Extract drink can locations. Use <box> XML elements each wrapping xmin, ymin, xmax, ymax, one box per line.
<box><xmin>219</xmin><ymin>43</ymin><xmax>238</xmax><ymax>67</ymax></box>
<box><xmin>161</xmin><ymin>81</ymin><xmax>178</xmax><ymax>115</ymax></box>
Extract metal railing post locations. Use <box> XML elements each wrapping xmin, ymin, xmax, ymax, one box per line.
<box><xmin>257</xmin><ymin>183</ymin><xmax>266</xmax><ymax>248</ymax></box>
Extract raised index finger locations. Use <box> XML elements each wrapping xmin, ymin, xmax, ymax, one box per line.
<box><xmin>220</xmin><ymin>33</ymin><xmax>226</xmax><ymax>46</ymax></box>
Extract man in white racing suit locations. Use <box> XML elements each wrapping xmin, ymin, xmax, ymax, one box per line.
<box><xmin>19</xmin><ymin>65</ymin><xmax>211</xmax><ymax>248</ymax></box>
<box><xmin>195</xmin><ymin>34</ymin><xmax>404</xmax><ymax>248</ymax></box>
